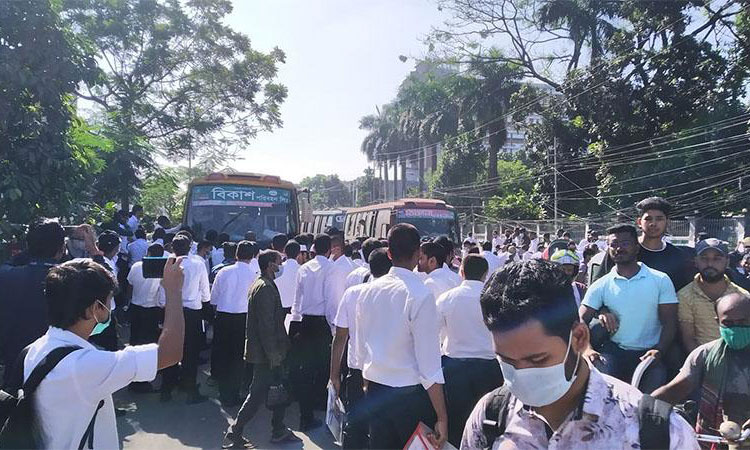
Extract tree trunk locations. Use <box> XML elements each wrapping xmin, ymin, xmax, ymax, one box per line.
<box><xmin>401</xmin><ymin>158</ymin><xmax>407</xmax><ymax>198</ymax></box>
<box><xmin>418</xmin><ymin>149</ymin><xmax>425</xmax><ymax>195</ymax></box>
<box><xmin>383</xmin><ymin>160</ymin><xmax>389</xmax><ymax>201</ymax></box>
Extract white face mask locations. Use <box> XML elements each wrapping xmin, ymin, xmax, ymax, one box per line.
<box><xmin>497</xmin><ymin>330</ymin><xmax>580</xmax><ymax>407</ymax></box>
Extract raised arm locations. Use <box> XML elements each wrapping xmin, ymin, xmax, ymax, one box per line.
<box><xmin>157</xmin><ymin>257</ymin><xmax>186</xmax><ymax>369</ymax></box>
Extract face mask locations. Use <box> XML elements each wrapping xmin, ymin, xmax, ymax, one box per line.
<box><xmin>498</xmin><ymin>330</ymin><xmax>580</xmax><ymax>407</ymax></box>
<box><xmin>90</xmin><ymin>300</ymin><xmax>111</xmax><ymax>336</ymax></box>
<box><xmin>720</xmin><ymin>325</ymin><xmax>750</xmax><ymax>350</ymax></box>
<box><xmin>274</xmin><ymin>264</ymin><xmax>283</xmax><ymax>278</ymax></box>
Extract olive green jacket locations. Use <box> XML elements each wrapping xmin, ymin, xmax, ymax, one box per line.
<box><xmin>244</xmin><ymin>276</ymin><xmax>289</xmax><ymax>365</ymax></box>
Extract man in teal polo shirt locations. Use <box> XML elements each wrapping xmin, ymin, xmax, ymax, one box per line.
<box><xmin>580</xmin><ymin>224</ymin><xmax>679</xmax><ymax>393</ymax></box>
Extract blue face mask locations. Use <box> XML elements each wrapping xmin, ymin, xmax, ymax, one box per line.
<box><xmin>90</xmin><ymin>300</ymin><xmax>111</xmax><ymax>336</ymax></box>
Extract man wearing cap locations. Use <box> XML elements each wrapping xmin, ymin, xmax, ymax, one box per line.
<box><xmin>678</xmin><ymin>238</ymin><xmax>750</xmax><ymax>353</ymax></box>
<box><xmin>550</xmin><ymin>249</ymin><xmax>587</xmax><ymax>307</ymax></box>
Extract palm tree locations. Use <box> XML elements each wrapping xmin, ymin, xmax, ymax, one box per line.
<box><xmin>359</xmin><ymin>104</ymin><xmax>402</xmax><ymax>200</ymax></box>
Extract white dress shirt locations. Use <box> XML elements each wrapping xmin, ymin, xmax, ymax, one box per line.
<box><xmin>275</xmin><ymin>259</ymin><xmax>301</xmax><ymax>308</ymax></box>
<box><xmin>424</xmin><ymin>267</ymin><xmax>461</xmax><ymax>304</ymax></box>
<box><xmin>353</xmin><ymin>267</ymin><xmax>445</xmax><ymax>389</ymax></box>
<box><xmin>210</xmin><ymin>247</ymin><xmax>224</xmax><ymax>269</ymax></box>
<box><xmin>248</xmin><ymin>258</ymin><xmax>260</xmax><ymax>277</ymax></box>
<box><xmin>210</xmin><ymin>260</ymin><xmax>258</xmax><ymax>314</ymax></box>
<box><xmin>436</xmin><ymin>280</ymin><xmax>495</xmax><ymax>359</ymax></box>
<box><xmin>127</xmin><ymin>238</ymin><xmax>149</xmax><ymax>266</ymax></box>
<box><xmin>441</xmin><ymin>263</ymin><xmax>462</xmax><ymax>285</ymax></box>
<box><xmin>291</xmin><ymin>255</ymin><xmax>332</xmax><ymax>321</ymax></box>
<box><xmin>25</xmin><ymin>327</ymin><xmax>157</xmax><ymax>450</ymax></box>
<box><xmin>333</xmin><ymin>283</ymin><xmax>371</xmax><ymax>370</ymax></box>
<box><xmin>126</xmin><ymin>215</ymin><xmax>140</xmax><ymax>233</ymax></box>
<box><xmin>491</xmin><ymin>236</ymin><xmax>503</xmax><ymax>251</ymax></box>
<box><xmin>324</xmin><ymin>256</ymin><xmax>358</xmax><ymax>327</ymax></box>
<box><xmin>127</xmin><ymin>262</ymin><xmax>161</xmax><ymax>308</ymax></box>
<box><xmin>157</xmin><ymin>255</ymin><xmax>210</xmax><ymax>310</ymax></box>
<box><xmin>345</xmin><ymin>265</ymin><xmax>370</xmax><ymax>289</ymax></box>
<box><xmin>482</xmin><ymin>251</ymin><xmax>501</xmax><ymax>278</ymax></box>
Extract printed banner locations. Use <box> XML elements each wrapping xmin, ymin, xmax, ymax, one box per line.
<box><xmin>191</xmin><ymin>184</ymin><xmax>291</xmax><ymax>206</ymax></box>
<box><xmin>397</xmin><ymin>209</ymin><xmax>454</xmax><ymax>220</ymax></box>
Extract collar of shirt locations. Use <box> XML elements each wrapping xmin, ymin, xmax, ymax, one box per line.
<box><xmin>609</xmin><ymin>262</ymin><xmax>647</xmax><ymax>281</ymax></box>
<box><xmin>283</xmin><ymin>259</ymin><xmax>299</xmax><ymax>269</ymax></box>
<box><xmin>691</xmin><ymin>274</ymin><xmax>734</xmax><ymax>298</ymax></box>
<box><xmin>459</xmin><ymin>280</ymin><xmax>484</xmax><ymax>290</ymax></box>
<box><xmin>310</xmin><ymin>255</ymin><xmax>332</xmax><ymax>270</ymax></box>
<box><xmin>389</xmin><ymin>266</ymin><xmax>419</xmax><ymax>280</ymax></box>
<box><xmin>46</xmin><ymin>326</ymin><xmax>95</xmax><ymax>350</ymax></box>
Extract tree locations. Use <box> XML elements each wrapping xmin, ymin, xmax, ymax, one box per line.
<box><xmin>137</xmin><ymin>168</ymin><xmax>185</xmax><ymax>220</ymax></box>
<box><xmin>355</xmin><ymin>168</ymin><xmax>378</xmax><ymax>207</ymax></box>
<box><xmin>63</xmin><ymin>0</ymin><xmax>287</xmax><ymax>207</ymax></box>
<box><xmin>0</xmin><ymin>0</ymin><xmax>104</xmax><ymax>238</ymax></box>
<box><xmin>298</xmin><ymin>174</ymin><xmax>352</xmax><ymax>210</ymax></box>
<box><xmin>485</xmin><ymin>192</ymin><xmax>544</xmax><ymax>221</ymax></box>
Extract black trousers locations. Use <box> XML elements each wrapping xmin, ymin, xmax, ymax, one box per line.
<box><xmin>232</xmin><ymin>363</ymin><xmax>287</xmax><ymax>436</ymax></box>
<box><xmin>162</xmin><ymin>307</ymin><xmax>202</xmax><ymax>392</ymax></box>
<box><xmin>288</xmin><ymin>315</ymin><xmax>331</xmax><ymax>422</ymax></box>
<box><xmin>212</xmin><ymin>312</ymin><xmax>247</xmax><ymax>401</ymax></box>
<box><xmin>442</xmin><ymin>356</ymin><xmax>503</xmax><ymax>447</ymax></box>
<box><xmin>365</xmin><ymin>381</ymin><xmax>436</xmax><ymax>450</ymax></box>
<box><xmin>342</xmin><ymin>368</ymin><xmax>368</xmax><ymax>449</ymax></box>
<box><xmin>129</xmin><ymin>304</ymin><xmax>163</xmax><ymax>346</ymax></box>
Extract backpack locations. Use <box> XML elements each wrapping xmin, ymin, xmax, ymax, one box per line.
<box><xmin>0</xmin><ymin>346</ymin><xmax>81</xmax><ymax>449</ymax></box>
<box><xmin>480</xmin><ymin>385</ymin><xmax>672</xmax><ymax>449</ymax></box>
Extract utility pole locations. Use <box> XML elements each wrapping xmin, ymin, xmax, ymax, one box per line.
<box><xmin>553</xmin><ymin>137</ymin><xmax>558</xmax><ymax>230</ymax></box>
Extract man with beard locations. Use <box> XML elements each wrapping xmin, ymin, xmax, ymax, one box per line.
<box><xmin>580</xmin><ymin>225</ymin><xmax>678</xmax><ymax>393</ymax></box>
<box><xmin>677</xmin><ymin>238</ymin><xmax>749</xmax><ymax>353</ymax></box>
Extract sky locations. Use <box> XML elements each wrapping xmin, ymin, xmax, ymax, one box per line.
<box><xmin>225</xmin><ymin>0</ymin><xmax>447</xmax><ymax>184</ymax></box>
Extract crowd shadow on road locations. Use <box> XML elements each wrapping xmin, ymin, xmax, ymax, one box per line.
<box><xmin>115</xmin><ymin>359</ymin><xmax>337</xmax><ymax>449</ymax></box>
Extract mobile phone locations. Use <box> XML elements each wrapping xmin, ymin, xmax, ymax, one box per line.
<box><xmin>143</xmin><ymin>256</ymin><xmax>169</xmax><ymax>279</ymax></box>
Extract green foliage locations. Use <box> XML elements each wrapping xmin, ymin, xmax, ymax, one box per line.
<box><xmin>63</xmin><ymin>0</ymin><xmax>287</xmax><ymax>206</ymax></box>
<box><xmin>137</xmin><ymin>169</ymin><xmax>185</xmax><ymax>220</ymax></box>
<box><xmin>428</xmin><ymin>134</ymin><xmax>486</xmax><ymax>207</ymax></box>
<box><xmin>0</xmin><ymin>0</ymin><xmax>102</xmax><ymax>233</ymax></box>
<box><xmin>355</xmin><ymin>168</ymin><xmax>378</xmax><ymax>207</ymax></box>
<box><xmin>299</xmin><ymin>174</ymin><xmax>352</xmax><ymax>210</ymax></box>
<box><xmin>485</xmin><ymin>192</ymin><xmax>544</xmax><ymax>221</ymax></box>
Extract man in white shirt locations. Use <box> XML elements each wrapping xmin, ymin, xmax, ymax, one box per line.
<box><xmin>419</xmin><ymin>241</ymin><xmax>460</xmax><ymax>302</ymax></box>
<box><xmin>289</xmin><ymin>233</ymin><xmax>334</xmax><ymax>430</ymax></box>
<box><xmin>210</xmin><ymin>241</ymin><xmax>259</xmax><ymax>406</ymax></box>
<box><xmin>491</xmin><ymin>230</ymin><xmax>503</xmax><ymax>253</ymax></box>
<box><xmin>434</xmin><ymin>236</ymin><xmax>461</xmax><ymax>281</ymax></box>
<box><xmin>210</xmin><ymin>233</ymin><xmax>230</xmax><ymax>269</ymax></box>
<box><xmin>330</xmin><ymin>248</ymin><xmax>392</xmax><ymax>449</ymax></box>
<box><xmin>157</xmin><ymin>234</ymin><xmax>210</xmax><ymax>404</ymax></box>
<box><xmin>324</xmin><ymin>240</ymin><xmax>358</xmax><ymax>331</ymax></box>
<box><xmin>126</xmin><ymin>205</ymin><xmax>143</xmax><ymax>234</ymax></box>
<box><xmin>127</xmin><ymin>228</ymin><xmax>149</xmax><ymax>266</ymax></box>
<box><xmin>345</xmin><ymin>238</ymin><xmax>381</xmax><ymax>289</ymax></box>
<box><xmin>126</xmin><ymin>243</ymin><xmax>166</xmax><ymax>393</ymax></box>
<box><xmin>90</xmin><ymin>231</ymin><xmax>122</xmax><ymax>352</ymax></box>
<box><xmin>353</xmin><ymin>224</ymin><xmax>448</xmax><ymax>448</ymax></box>
<box><xmin>15</xmin><ymin>257</ymin><xmax>184</xmax><ymax>450</ymax></box>
<box><xmin>481</xmin><ymin>241</ymin><xmax>501</xmax><ymax>277</ymax></box>
<box><xmin>436</xmin><ymin>254</ymin><xmax>502</xmax><ymax>447</ymax></box>
<box><xmin>275</xmin><ymin>241</ymin><xmax>306</xmax><ymax>332</ymax></box>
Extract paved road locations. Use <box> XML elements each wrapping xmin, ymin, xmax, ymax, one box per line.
<box><xmin>115</xmin><ymin>360</ymin><xmax>337</xmax><ymax>449</ymax></box>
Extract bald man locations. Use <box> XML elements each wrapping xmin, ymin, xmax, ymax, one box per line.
<box><xmin>653</xmin><ymin>292</ymin><xmax>750</xmax><ymax>436</ymax></box>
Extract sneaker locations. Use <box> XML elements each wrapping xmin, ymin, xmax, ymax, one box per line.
<box><xmin>299</xmin><ymin>417</ymin><xmax>322</xmax><ymax>432</ymax></box>
<box><xmin>270</xmin><ymin>428</ymin><xmax>301</xmax><ymax>443</ymax></box>
<box><xmin>221</xmin><ymin>430</ymin><xmax>255</xmax><ymax>449</ymax></box>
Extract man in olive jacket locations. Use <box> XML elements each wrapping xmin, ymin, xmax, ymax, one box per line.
<box><xmin>222</xmin><ymin>250</ymin><xmax>298</xmax><ymax>448</ymax></box>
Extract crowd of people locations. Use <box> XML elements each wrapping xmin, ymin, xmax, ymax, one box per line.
<box><xmin>1</xmin><ymin>195</ymin><xmax>750</xmax><ymax>449</ymax></box>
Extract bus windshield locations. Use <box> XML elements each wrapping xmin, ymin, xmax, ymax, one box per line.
<box><xmin>396</xmin><ymin>208</ymin><xmax>458</xmax><ymax>241</ymax></box>
<box><xmin>185</xmin><ymin>184</ymin><xmax>293</xmax><ymax>244</ymax></box>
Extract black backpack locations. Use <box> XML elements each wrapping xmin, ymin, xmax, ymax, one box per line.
<box><xmin>0</xmin><ymin>346</ymin><xmax>86</xmax><ymax>449</ymax></box>
<box><xmin>480</xmin><ymin>385</ymin><xmax>672</xmax><ymax>449</ymax></box>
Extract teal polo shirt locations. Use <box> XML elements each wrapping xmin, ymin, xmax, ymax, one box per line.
<box><xmin>582</xmin><ymin>262</ymin><xmax>678</xmax><ymax>350</ymax></box>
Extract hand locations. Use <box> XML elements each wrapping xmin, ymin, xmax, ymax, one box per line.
<box><xmin>641</xmin><ymin>349</ymin><xmax>660</xmax><ymax>361</ymax></box>
<box><xmin>161</xmin><ymin>256</ymin><xmax>184</xmax><ymax>295</ymax></box>
<box><xmin>583</xmin><ymin>347</ymin><xmax>605</xmax><ymax>365</ymax></box>
<box><xmin>329</xmin><ymin>378</ymin><xmax>341</xmax><ymax>398</ymax></box>
<box><xmin>426</xmin><ymin>419</ymin><xmax>448</xmax><ymax>449</ymax></box>
<box><xmin>598</xmin><ymin>312</ymin><xmax>619</xmax><ymax>334</ymax></box>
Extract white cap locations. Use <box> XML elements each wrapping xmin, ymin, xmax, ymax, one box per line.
<box><xmin>300</xmin><ymin>245</ymin><xmax>308</xmax><ymax>252</ymax></box>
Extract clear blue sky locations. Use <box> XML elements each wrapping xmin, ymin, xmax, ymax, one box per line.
<box><xmin>226</xmin><ymin>0</ymin><xmax>446</xmax><ymax>183</ymax></box>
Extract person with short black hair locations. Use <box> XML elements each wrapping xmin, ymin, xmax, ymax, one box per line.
<box><xmin>434</xmin><ymin>236</ymin><xmax>461</xmax><ymax>280</ymax></box>
<box><xmin>128</xmin><ymin>228</ymin><xmax>149</xmax><ymax>266</ymax></box>
<box><xmin>436</xmin><ymin>254</ymin><xmax>500</xmax><ymax>446</ymax></box>
<box><xmin>127</xmin><ymin>205</ymin><xmax>144</xmax><ymax>233</ymax></box>
<box><xmin>126</xmin><ymin>243</ymin><xmax>165</xmax><ymax>393</ymax></box>
<box><xmin>210</xmin><ymin>232</ymin><xmax>231</xmax><ymax>269</ymax></box>
<box><xmin>419</xmin><ymin>241</ymin><xmax>460</xmax><ymax>302</ymax></box>
<box><xmin>481</xmin><ymin>241</ymin><xmax>502</xmax><ymax>277</ymax></box>
<box><xmin>13</xmin><ymin>257</ymin><xmax>185</xmax><ymax>449</ymax></box>
<box><xmin>461</xmin><ymin>260</ymin><xmax>697</xmax><ymax>449</ymax></box>
<box><xmin>289</xmin><ymin>233</ymin><xmax>334</xmax><ymax>430</ymax></box>
<box><xmin>90</xmin><ymin>230</ymin><xmax>124</xmax><ymax>352</ymax></box>
<box><xmin>345</xmin><ymin>238</ymin><xmax>381</xmax><ymax>288</ymax></box>
<box><xmin>210</xmin><ymin>241</ymin><xmax>238</xmax><ymax>283</ymax></box>
<box><xmin>196</xmin><ymin>239</ymin><xmax>214</xmax><ymax>274</ymax></box>
<box><xmin>0</xmin><ymin>218</ymin><xmax>66</xmax><ymax>383</ymax></box>
<box><xmin>272</xmin><ymin>233</ymin><xmax>289</xmax><ymax>252</ymax></box>
<box><xmin>210</xmin><ymin>240</ymin><xmax>260</xmax><ymax>406</ymax></box>
<box><xmin>330</xmin><ymin>247</ymin><xmax>392</xmax><ymax>448</ymax></box>
<box><xmin>275</xmin><ymin>240</ymin><xmax>305</xmax><ymax>314</ymax></box>
<box><xmin>244</xmin><ymin>231</ymin><xmax>257</xmax><ymax>242</ymax></box>
<box><xmin>223</xmin><ymin>250</ymin><xmax>299</xmax><ymax>447</ymax></box>
<box><xmin>580</xmin><ymin>224</ymin><xmax>678</xmax><ymax>393</ymax></box>
<box><xmin>157</xmin><ymin>234</ymin><xmax>210</xmax><ymax>403</ymax></box>
<box><xmin>353</xmin><ymin>224</ymin><xmax>448</xmax><ymax>448</ymax></box>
